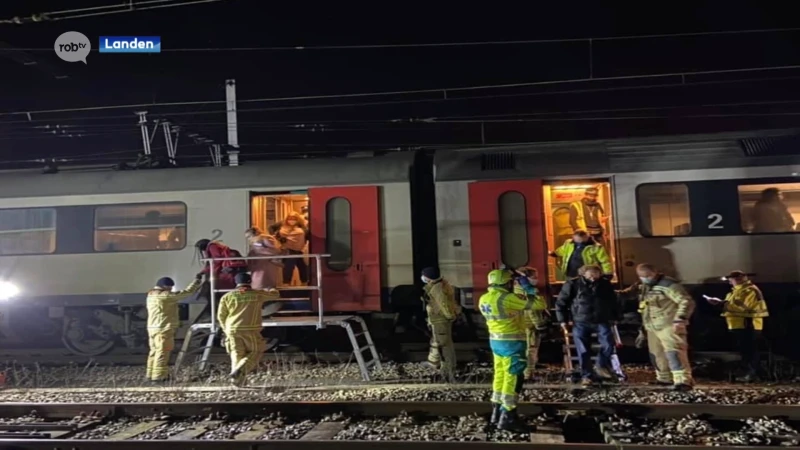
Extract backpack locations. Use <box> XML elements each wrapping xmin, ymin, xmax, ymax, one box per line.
<box><xmin>214</xmin><ymin>242</ymin><xmax>247</xmax><ymax>271</ymax></box>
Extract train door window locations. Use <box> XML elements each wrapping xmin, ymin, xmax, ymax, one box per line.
<box><xmin>636</xmin><ymin>184</ymin><xmax>692</xmax><ymax>237</ymax></box>
<box><xmin>737</xmin><ymin>182</ymin><xmax>800</xmax><ymax>234</ymax></box>
<box><xmin>0</xmin><ymin>208</ymin><xmax>57</xmax><ymax>255</ymax></box>
<box><xmin>249</xmin><ymin>192</ymin><xmax>310</xmax><ymax>287</ymax></box>
<box><xmin>498</xmin><ymin>191</ymin><xmax>529</xmax><ymax>268</ymax></box>
<box><xmin>325</xmin><ymin>197</ymin><xmax>352</xmax><ymax>271</ymax></box>
<box><xmin>542</xmin><ymin>182</ymin><xmax>616</xmax><ymax>283</ymax></box>
<box><xmin>93</xmin><ymin>202</ymin><xmax>186</xmax><ymax>252</ymax></box>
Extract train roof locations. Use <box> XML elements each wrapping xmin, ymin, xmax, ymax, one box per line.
<box><xmin>0</xmin><ymin>151</ymin><xmax>415</xmax><ymax>199</ymax></box>
<box><xmin>434</xmin><ymin>128</ymin><xmax>800</xmax><ymax>181</ymax></box>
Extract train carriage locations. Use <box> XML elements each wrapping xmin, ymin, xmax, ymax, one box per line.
<box><xmin>0</xmin><ymin>153</ymin><xmax>416</xmax><ymax>355</ymax></box>
<box><xmin>434</xmin><ymin>128</ymin><xmax>800</xmax><ymax>358</ymax></box>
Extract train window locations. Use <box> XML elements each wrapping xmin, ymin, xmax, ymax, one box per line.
<box><xmin>498</xmin><ymin>191</ymin><xmax>529</xmax><ymax>268</ymax></box>
<box><xmin>325</xmin><ymin>197</ymin><xmax>352</xmax><ymax>271</ymax></box>
<box><xmin>93</xmin><ymin>202</ymin><xmax>187</xmax><ymax>252</ymax></box>
<box><xmin>0</xmin><ymin>208</ymin><xmax>56</xmax><ymax>255</ymax></box>
<box><xmin>636</xmin><ymin>184</ymin><xmax>692</xmax><ymax>237</ymax></box>
<box><xmin>738</xmin><ymin>183</ymin><xmax>800</xmax><ymax>234</ymax></box>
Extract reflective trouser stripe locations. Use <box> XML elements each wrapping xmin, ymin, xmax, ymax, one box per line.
<box><xmin>646</xmin><ymin>326</ymin><xmax>693</xmax><ymax>385</ymax></box>
<box><xmin>147</xmin><ymin>329</ymin><xmax>175</xmax><ymax>381</ymax></box>
<box><xmin>427</xmin><ymin>321</ymin><xmax>456</xmax><ymax>378</ymax></box>
<box><xmin>491</xmin><ymin>348</ymin><xmax>527</xmax><ymax>411</ymax></box>
<box><xmin>489</xmin><ymin>332</ymin><xmax>527</xmax><ymax>341</ymax></box>
<box><xmin>226</xmin><ymin>330</ymin><xmax>266</xmax><ymax>378</ymax></box>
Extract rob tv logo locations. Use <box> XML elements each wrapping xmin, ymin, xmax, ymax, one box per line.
<box><xmin>99</xmin><ymin>36</ymin><xmax>161</xmax><ymax>53</ymax></box>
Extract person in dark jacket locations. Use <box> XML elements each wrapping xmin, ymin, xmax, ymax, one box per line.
<box><xmin>556</xmin><ymin>264</ymin><xmax>620</xmax><ymax>386</ymax></box>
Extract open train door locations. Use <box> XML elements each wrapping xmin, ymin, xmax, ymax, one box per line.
<box><xmin>468</xmin><ymin>180</ymin><xmax>546</xmax><ymax>295</ymax></box>
<box><xmin>308</xmin><ymin>186</ymin><xmax>381</xmax><ymax>312</ymax></box>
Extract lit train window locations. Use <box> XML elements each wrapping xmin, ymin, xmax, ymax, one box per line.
<box><xmin>498</xmin><ymin>191</ymin><xmax>529</xmax><ymax>268</ymax></box>
<box><xmin>325</xmin><ymin>197</ymin><xmax>352</xmax><ymax>271</ymax></box>
<box><xmin>93</xmin><ymin>202</ymin><xmax>187</xmax><ymax>252</ymax></box>
<box><xmin>0</xmin><ymin>208</ymin><xmax>56</xmax><ymax>255</ymax></box>
<box><xmin>636</xmin><ymin>184</ymin><xmax>692</xmax><ymax>237</ymax></box>
<box><xmin>738</xmin><ymin>183</ymin><xmax>800</xmax><ymax>234</ymax></box>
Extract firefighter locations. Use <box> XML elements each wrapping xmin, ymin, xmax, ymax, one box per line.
<box><xmin>420</xmin><ymin>267</ymin><xmax>460</xmax><ymax>381</ymax></box>
<box><xmin>146</xmin><ymin>273</ymin><xmax>204</xmax><ymax>382</ymax></box>
<box><xmin>217</xmin><ymin>272</ymin><xmax>281</xmax><ymax>386</ymax></box>
<box><xmin>479</xmin><ymin>269</ymin><xmax>533</xmax><ymax>433</ymax></box>
<box><xmin>512</xmin><ymin>266</ymin><xmax>549</xmax><ymax>379</ymax></box>
<box><xmin>569</xmin><ymin>186</ymin><xmax>608</xmax><ymax>245</ymax></box>
<box><xmin>705</xmin><ymin>271</ymin><xmax>768</xmax><ymax>382</ymax></box>
<box><xmin>550</xmin><ymin>230</ymin><xmax>613</xmax><ymax>280</ymax></box>
<box><xmin>631</xmin><ymin>264</ymin><xmax>695</xmax><ymax>391</ymax></box>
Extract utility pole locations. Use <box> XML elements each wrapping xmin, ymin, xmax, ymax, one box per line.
<box><xmin>226</xmin><ymin>79</ymin><xmax>239</xmax><ymax>148</ymax></box>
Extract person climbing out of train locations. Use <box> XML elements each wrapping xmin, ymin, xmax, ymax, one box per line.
<box><xmin>273</xmin><ymin>213</ymin><xmax>309</xmax><ymax>286</ymax></box>
<box><xmin>195</xmin><ymin>239</ymin><xmax>248</xmax><ymax>291</ymax></box>
<box><xmin>704</xmin><ymin>271</ymin><xmax>768</xmax><ymax>383</ymax></box>
<box><xmin>569</xmin><ymin>186</ymin><xmax>609</xmax><ymax>246</ymax></box>
<box><xmin>245</xmin><ymin>227</ymin><xmax>284</xmax><ymax>290</ymax></box>
<box><xmin>626</xmin><ymin>264</ymin><xmax>695</xmax><ymax>391</ymax></box>
<box><xmin>512</xmin><ymin>266</ymin><xmax>550</xmax><ymax>380</ymax></box>
<box><xmin>550</xmin><ymin>230</ymin><xmax>613</xmax><ymax>280</ymax></box>
<box><xmin>217</xmin><ymin>272</ymin><xmax>282</xmax><ymax>386</ymax></box>
<box><xmin>555</xmin><ymin>265</ymin><xmax>619</xmax><ymax>386</ymax></box>
<box><xmin>478</xmin><ymin>269</ymin><xmax>534</xmax><ymax>433</ymax></box>
<box><xmin>420</xmin><ymin>266</ymin><xmax>460</xmax><ymax>382</ymax></box>
<box><xmin>146</xmin><ymin>273</ymin><xmax>205</xmax><ymax>383</ymax></box>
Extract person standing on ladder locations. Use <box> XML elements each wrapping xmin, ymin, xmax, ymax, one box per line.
<box><xmin>420</xmin><ymin>267</ymin><xmax>460</xmax><ymax>381</ymax></box>
<box><xmin>512</xmin><ymin>266</ymin><xmax>550</xmax><ymax>380</ymax></box>
<box><xmin>479</xmin><ymin>269</ymin><xmax>534</xmax><ymax>433</ymax></box>
<box><xmin>146</xmin><ymin>273</ymin><xmax>204</xmax><ymax>383</ymax></box>
<box><xmin>218</xmin><ymin>272</ymin><xmax>281</xmax><ymax>386</ymax></box>
<box><xmin>569</xmin><ymin>186</ymin><xmax>609</xmax><ymax>246</ymax></box>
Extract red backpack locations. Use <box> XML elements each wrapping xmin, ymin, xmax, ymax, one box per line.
<box><xmin>212</xmin><ymin>242</ymin><xmax>248</xmax><ymax>271</ymax></box>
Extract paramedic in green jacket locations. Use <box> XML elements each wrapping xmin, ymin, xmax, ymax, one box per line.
<box><xmin>478</xmin><ymin>269</ymin><xmax>534</xmax><ymax>433</ymax></box>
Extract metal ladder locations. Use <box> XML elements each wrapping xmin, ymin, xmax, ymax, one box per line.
<box><xmin>340</xmin><ymin>316</ymin><xmax>382</xmax><ymax>381</ymax></box>
<box><xmin>562</xmin><ymin>325</ymin><xmax>627</xmax><ymax>382</ymax></box>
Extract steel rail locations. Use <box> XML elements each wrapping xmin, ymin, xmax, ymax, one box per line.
<box><xmin>1</xmin><ymin>401</ymin><xmax>800</xmax><ymax>420</ymax></box>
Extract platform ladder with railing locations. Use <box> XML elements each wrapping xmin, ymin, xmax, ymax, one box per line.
<box><xmin>561</xmin><ymin>324</ymin><xmax>627</xmax><ymax>382</ymax></box>
<box><xmin>174</xmin><ymin>253</ymin><xmax>382</xmax><ymax>381</ymax></box>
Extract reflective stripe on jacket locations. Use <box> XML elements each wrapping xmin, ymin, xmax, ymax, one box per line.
<box><xmin>478</xmin><ymin>287</ymin><xmax>533</xmax><ymax>341</ymax></box>
<box><xmin>636</xmin><ymin>275</ymin><xmax>695</xmax><ymax>330</ymax></box>
<box><xmin>723</xmin><ymin>281</ymin><xmax>768</xmax><ymax>330</ymax></box>
<box><xmin>554</xmin><ymin>240</ymin><xmax>613</xmax><ymax>275</ymax></box>
<box><xmin>146</xmin><ymin>279</ymin><xmax>202</xmax><ymax>331</ymax></box>
<box><xmin>423</xmin><ymin>279</ymin><xmax>460</xmax><ymax>323</ymax></box>
<box><xmin>218</xmin><ymin>287</ymin><xmax>282</xmax><ymax>333</ymax></box>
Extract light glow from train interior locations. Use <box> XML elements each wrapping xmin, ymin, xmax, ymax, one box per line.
<box><xmin>551</xmin><ymin>184</ymin><xmax>598</xmax><ymax>190</ymax></box>
<box><xmin>0</xmin><ymin>281</ymin><xmax>20</xmax><ymax>301</ymax></box>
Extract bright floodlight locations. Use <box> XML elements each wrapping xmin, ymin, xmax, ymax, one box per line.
<box><xmin>0</xmin><ymin>281</ymin><xmax>19</xmax><ymax>301</ymax></box>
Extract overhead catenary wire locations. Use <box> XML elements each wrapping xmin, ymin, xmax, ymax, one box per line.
<box><xmin>2</xmin><ymin>64</ymin><xmax>800</xmax><ymax>118</ymax></box>
<box><xmin>0</xmin><ymin>0</ymin><xmax>226</xmax><ymax>24</ymax></box>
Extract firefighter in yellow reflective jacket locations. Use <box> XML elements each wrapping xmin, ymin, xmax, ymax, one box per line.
<box><xmin>421</xmin><ymin>267</ymin><xmax>460</xmax><ymax>381</ymax></box>
<box><xmin>218</xmin><ymin>272</ymin><xmax>282</xmax><ymax>386</ymax></box>
<box><xmin>706</xmin><ymin>271</ymin><xmax>768</xmax><ymax>382</ymax></box>
<box><xmin>550</xmin><ymin>230</ymin><xmax>613</xmax><ymax>280</ymax></box>
<box><xmin>146</xmin><ymin>274</ymin><xmax>204</xmax><ymax>382</ymax></box>
<box><xmin>629</xmin><ymin>264</ymin><xmax>695</xmax><ymax>391</ymax></box>
<box><xmin>512</xmin><ymin>266</ymin><xmax>549</xmax><ymax>379</ymax></box>
<box><xmin>479</xmin><ymin>269</ymin><xmax>534</xmax><ymax>433</ymax></box>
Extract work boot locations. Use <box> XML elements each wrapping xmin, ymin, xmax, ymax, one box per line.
<box><xmin>497</xmin><ymin>408</ymin><xmax>530</xmax><ymax>433</ymax></box>
<box><xmin>423</xmin><ymin>361</ymin><xmax>440</xmax><ymax>370</ymax></box>
<box><xmin>489</xmin><ymin>403</ymin><xmax>502</xmax><ymax>426</ymax></box>
<box><xmin>672</xmin><ymin>383</ymin><xmax>693</xmax><ymax>392</ymax></box>
<box><xmin>580</xmin><ymin>377</ymin><xmax>593</xmax><ymax>387</ymax></box>
<box><xmin>649</xmin><ymin>380</ymin><xmax>672</xmax><ymax>387</ymax></box>
<box><xmin>737</xmin><ymin>373</ymin><xmax>759</xmax><ymax>383</ymax></box>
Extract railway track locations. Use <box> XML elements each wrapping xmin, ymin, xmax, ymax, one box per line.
<box><xmin>0</xmin><ymin>401</ymin><xmax>799</xmax><ymax>449</ymax></box>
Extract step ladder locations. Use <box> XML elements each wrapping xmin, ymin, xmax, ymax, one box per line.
<box><xmin>341</xmin><ymin>316</ymin><xmax>382</xmax><ymax>381</ymax></box>
<box><xmin>562</xmin><ymin>325</ymin><xmax>627</xmax><ymax>382</ymax></box>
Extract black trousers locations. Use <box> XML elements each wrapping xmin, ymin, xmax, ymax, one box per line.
<box><xmin>282</xmin><ymin>249</ymin><xmax>308</xmax><ymax>284</ymax></box>
<box><xmin>731</xmin><ymin>328</ymin><xmax>760</xmax><ymax>376</ymax></box>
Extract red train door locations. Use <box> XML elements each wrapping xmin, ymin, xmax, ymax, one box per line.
<box><xmin>468</xmin><ymin>180</ymin><xmax>546</xmax><ymax>294</ymax></box>
<box><xmin>308</xmin><ymin>186</ymin><xmax>381</xmax><ymax>312</ymax></box>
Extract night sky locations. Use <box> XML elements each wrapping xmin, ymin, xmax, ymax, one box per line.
<box><xmin>1</xmin><ymin>1</ymin><xmax>800</xmax><ymax>167</ymax></box>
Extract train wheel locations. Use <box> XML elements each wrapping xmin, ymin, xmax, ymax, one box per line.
<box><xmin>61</xmin><ymin>317</ymin><xmax>115</xmax><ymax>357</ymax></box>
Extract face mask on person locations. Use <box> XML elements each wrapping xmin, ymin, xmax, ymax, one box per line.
<box><xmin>528</xmin><ymin>277</ymin><xmax>537</xmax><ymax>285</ymax></box>
<box><xmin>421</xmin><ymin>276</ymin><xmax>430</xmax><ymax>284</ymax></box>
<box><xmin>639</xmin><ymin>277</ymin><xmax>653</xmax><ymax>284</ymax></box>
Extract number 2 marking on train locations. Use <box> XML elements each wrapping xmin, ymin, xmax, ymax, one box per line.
<box><xmin>211</xmin><ymin>229</ymin><xmax>223</xmax><ymax>240</ymax></box>
<box><xmin>707</xmin><ymin>214</ymin><xmax>723</xmax><ymax>229</ymax></box>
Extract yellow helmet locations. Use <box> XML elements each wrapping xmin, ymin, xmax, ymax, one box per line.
<box><xmin>487</xmin><ymin>269</ymin><xmax>513</xmax><ymax>286</ymax></box>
